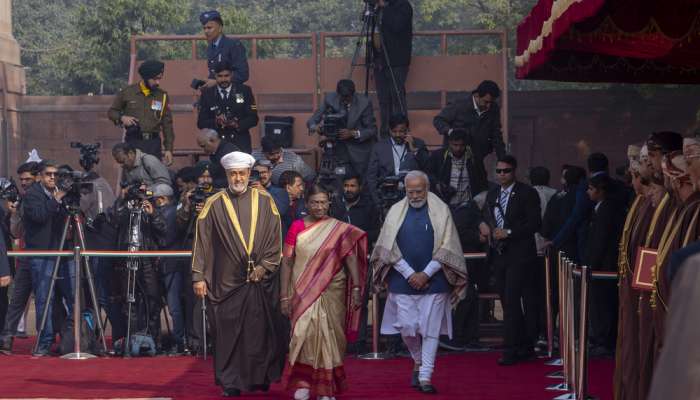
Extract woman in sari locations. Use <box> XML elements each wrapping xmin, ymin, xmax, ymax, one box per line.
<box><xmin>281</xmin><ymin>184</ymin><xmax>367</xmax><ymax>400</ymax></box>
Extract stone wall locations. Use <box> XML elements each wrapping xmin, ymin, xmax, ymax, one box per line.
<box><xmin>13</xmin><ymin>88</ymin><xmax>699</xmax><ymax>189</ymax></box>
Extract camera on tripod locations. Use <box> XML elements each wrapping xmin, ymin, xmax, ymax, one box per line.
<box><xmin>0</xmin><ymin>178</ymin><xmax>19</xmax><ymax>204</ymax></box>
<box><xmin>320</xmin><ymin>108</ymin><xmax>348</xmax><ymax>140</ymax></box>
<box><xmin>70</xmin><ymin>142</ymin><xmax>101</xmax><ymax>172</ymax></box>
<box><xmin>57</xmin><ymin>168</ymin><xmax>94</xmax><ymax>211</ymax></box>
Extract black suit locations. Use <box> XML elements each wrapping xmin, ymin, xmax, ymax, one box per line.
<box><xmin>197</xmin><ymin>83</ymin><xmax>259</xmax><ymax>153</ymax></box>
<box><xmin>366</xmin><ymin>137</ymin><xmax>428</xmax><ymax>205</ymax></box>
<box><xmin>483</xmin><ymin>181</ymin><xmax>541</xmax><ymax>359</ymax></box>
<box><xmin>433</xmin><ymin>98</ymin><xmax>506</xmax><ymax>187</ymax></box>
<box><xmin>585</xmin><ymin>199</ymin><xmax>624</xmax><ymax>350</ymax></box>
<box><xmin>426</xmin><ymin>148</ymin><xmax>488</xmax><ymax>205</ymax></box>
<box><xmin>307</xmin><ymin>93</ymin><xmax>378</xmax><ymax>176</ymax></box>
<box><xmin>22</xmin><ymin>183</ymin><xmax>69</xmax><ymax>250</ymax></box>
<box><xmin>375</xmin><ymin>0</ymin><xmax>413</xmax><ymax>135</ymax></box>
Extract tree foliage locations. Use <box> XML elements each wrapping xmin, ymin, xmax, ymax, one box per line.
<box><xmin>13</xmin><ymin>0</ymin><xmax>684</xmax><ymax>95</ymax></box>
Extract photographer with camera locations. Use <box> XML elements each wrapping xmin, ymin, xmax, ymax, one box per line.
<box><xmin>197</xmin><ymin>61</ymin><xmax>258</xmax><ymax>154</ymax></box>
<box><xmin>0</xmin><ymin>162</ymin><xmax>39</xmax><ymax>354</ymax></box>
<box><xmin>427</xmin><ymin>129</ymin><xmax>488</xmax><ymax>207</ymax></box>
<box><xmin>307</xmin><ymin>79</ymin><xmax>378</xmax><ymax>177</ymax></box>
<box><xmin>367</xmin><ymin>113</ymin><xmax>428</xmax><ymax>206</ymax></box>
<box><xmin>111</xmin><ymin>181</ymin><xmax>168</xmax><ymax>350</ymax></box>
<box><xmin>112</xmin><ymin>142</ymin><xmax>172</xmax><ymax>189</ymax></box>
<box><xmin>174</xmin><ymin>164</ymin><xmax>218</xmax><ymax>355</ymax></box>
<box><xmin>108</xmin><ymin>60</ymin><xmax>174</xmax><ymax>166</ymax></box>
<box><xmin>373</xmin><ymin>0</ymin><xmax>413</xmax><ymax>137</ymax></box>
<box><xmin>433</xmin><ymin>80</ymin><xmax>506</xmax><ymax>181</ymax></box>
<box><xmin>21</xmin><ymin>160</ymin><xmax>77</xmax><ymax>356</ymax></box>
<box><xmin>0</xmin><ymin>180</ymin><xmax>14</xmax><ymax>333</ymax></box>
<box><xmin>147</xmin><ymin>183</ymin><xmax>186</xmax><ymax>354</ymax></box>
<box><xmin>199</xmin><ymin>10</ymin><xmax>249</xmax><ymax>86</ymax></box>
<box><xmin>196</xmin><ymin>128</ymin><xmax>239</xmax><ymax>189</ymax></box>
<box><xmin>249</xmin><ymin>160</ymin><xmax>289</xmax><ymax>210</ymax></box>
<box><xmin>252</xmin><ymin>135</ymin><xmax>315</xmax><ymax>186</ymax></box>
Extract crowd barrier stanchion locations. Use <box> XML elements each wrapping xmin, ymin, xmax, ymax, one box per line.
<box><xmin>555</xmin><ymin>257</ymin><xmax>577</xmax><ymax>400</ymax></box>
<box><xmin>61</xmin><ymin>246</ymin><xmax>96</xmax><ymax>360</ymax></box>
<box><xmin>576</xmin><ymin>265</ymin><xmax>596</xmax><ymax>400</ymax></box>
<box><xmin>547</xmin><ymin>254</ymin><xmax>569</xmax><ymax>388</ymax></box>
<box><xmin>545</xmin><ymin>251</ymin><xmax>554</xmax><ymax>358</ymax></box>
<box><xmin>358</xmin><ymin>292</ymin><xmax>391</xmax><ymax>360</ymax></box>
<box><xmin>546</xmin><ymin>252</ymin><xmax>564</xmax><ymax>372</ymax></box>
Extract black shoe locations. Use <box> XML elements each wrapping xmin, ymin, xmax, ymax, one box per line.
<box><xmin>497</xmin><ymin>355</ymin><xmax>518</xmax><ymax>366</ymax></box>
<box><xmin>418</xmin><ymin>383</ymin><xmax>437</xmax><ymax>394</ymax></box>
<box><xmin>411</xmin><ymin>370</ymin><xmax>419</xmax><ymax>387</ymax></box>
<box><xmin>589</xmin><ymin>345</ymin><xmax>614</xmax><ymax>358</ymax></box>
<box><xmin>517</xmin><ymin>349</ymin><xmax>536</xmax><ymax>362</ymax></box>
<box><xmin>250</xmin><ymin>384</ymin><xmax>270</xmax><ymax>392</ymax></box>
<box><xmin>0</xmin><ymin>336</ymin><xmax>13</xmax><ymax>355</ymax></box>
<box><xmin>221</xmin><ymin>388</ymin><xmax>241</xmax><ymax>397</ymax></box>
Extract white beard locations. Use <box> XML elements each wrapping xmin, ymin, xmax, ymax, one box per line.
<box><xmin>229</xmin><ymin>183</ymin><xmax>248</xmax><ymax>194</ymax></box>
<box><xmin>409</xmin><ymin>198</ymin><xmax>427</xmax><ymax>208</ymax></box>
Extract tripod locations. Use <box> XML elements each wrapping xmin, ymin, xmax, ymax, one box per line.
<box><xmin>33</xmin><ymin>209</ymin><xmax>108</xmax><ymax>356</ymax></box>
<box><xmin>349</xmin><ymin>1</ymin><xmax>406</xmax><ymax>115</ymax></box>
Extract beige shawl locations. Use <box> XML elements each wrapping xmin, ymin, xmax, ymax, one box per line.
<box><xmin>370</xmin><ymin>192</ymin><xmax>468</xmax><ymax>305</ymax></box>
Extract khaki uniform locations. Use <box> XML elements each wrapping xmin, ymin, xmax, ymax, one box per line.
<box><xmin>108</xmin><ymin>83</ymin><xmax>175</xmax><ymax>152</ymax></box>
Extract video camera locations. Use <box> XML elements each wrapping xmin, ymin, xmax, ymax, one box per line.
<box><xmin>0</xmin><ymin>178</ymin><xmax>19</xmax><ymax>203</ymax></box>
<box><xmin>189</xmin><ymin>184</ymin><xmax>214</xmax><ymax>208</ymax></box>
<box><xmin>57</xmin><ymin>168</ymin><xmax>93</xmax><ymax>211</ymax></box>
<box><xmin>121</xmin><ymin>182</ymin><xmax>154</xmax><ymax>204</ymax></box>
<box><xmin>70</xmin><ymin>141</ymin><xmax>101</xmax><ymax>172</ymax></box>
<box><xmin>320</xmin><ymin>108</ymin><xmax>348</xmax><ymax>140</ymax></box>
<box><xmin>377</xmin><ymin>173</ymin><xmax>407</xmax><ymax>208</ymax></box>
<box><xmin>190</xmin><ymin>79</ymin><xmax>207</xmax><ymax>90</ymax></box>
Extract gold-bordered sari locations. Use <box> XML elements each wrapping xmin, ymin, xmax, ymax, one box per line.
<box><xmin>284</xmin><ymin>217</ymin><xmax>368</xmax><ymax>397</ymax></box>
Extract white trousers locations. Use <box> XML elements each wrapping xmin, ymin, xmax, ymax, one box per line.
<box><xmin>381</xmin><ymin>292</ymin><xmax>451</xmax><ymax>383</ymax></box>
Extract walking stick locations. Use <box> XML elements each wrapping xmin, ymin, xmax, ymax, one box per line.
<box><xmin>202</xmin><ymin>296</ymin><xmax>208</xmax><ymax>360</ymax></box>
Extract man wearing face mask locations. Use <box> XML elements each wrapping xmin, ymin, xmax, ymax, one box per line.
<box><xmin>367</xmin><ymin>113</ymin><xmax>428</xmax><ymax>206</ymax></box>
<box><xmin>191</xmin><ymin>151</ymin><xmax>286</xmax><ymax>397</ymax></box>
<box><xmin>330</xmin><ymin>173</ymin><xmax>380</xmax><ymax>245</ymax></box>
<box><xmin>371</xmin><ymin>170</ymin><xmax>467</xmax><ymax>394</ymax></box>
<box><xmin>108</xmin><ymin>60</ymin><xmax>174</xmax><ymax>165</ymax></box>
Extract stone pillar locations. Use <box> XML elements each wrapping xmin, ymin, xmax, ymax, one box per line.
<box><xmin>0</xmin><ymin>0</ymin><xmax>19</xmax><ymax>65</ymax></box>
<box><xmin>0</xmin><ymin>0</ymin><xmax>23</xmax><ymax>177</ymax></box>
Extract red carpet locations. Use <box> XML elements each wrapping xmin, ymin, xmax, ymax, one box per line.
<box><xmin>0</xmin><ymin>338</ymin><xmax>613</xmax><ymax>399</ymax></box>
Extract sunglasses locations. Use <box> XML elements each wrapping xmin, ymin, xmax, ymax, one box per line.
<box><xmin>495</xmin><ymin>168</ymin><xmax>513</xmax><ymax>174</ymax></box>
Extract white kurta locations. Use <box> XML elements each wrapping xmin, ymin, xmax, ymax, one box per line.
<box><xmin>380</xmin><ymin>292</ymin><xmax>452</xmax><ymax>339</ymax></box>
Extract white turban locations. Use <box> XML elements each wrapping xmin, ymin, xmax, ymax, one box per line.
<box><xmin>220</xmin><ymin>151</ymin><xmax>255</xmax><ymax>170</ymax></box>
